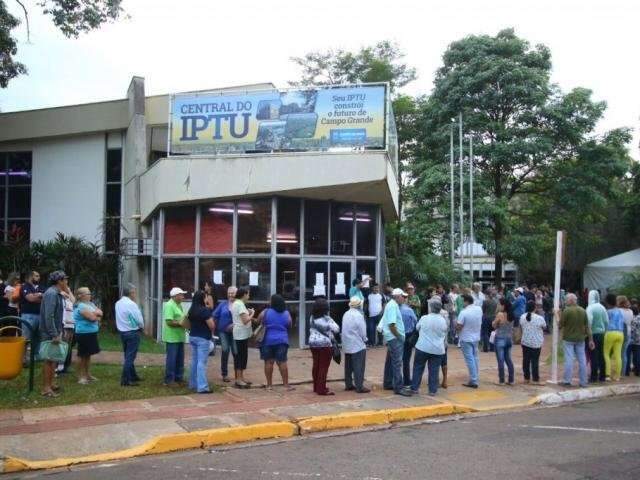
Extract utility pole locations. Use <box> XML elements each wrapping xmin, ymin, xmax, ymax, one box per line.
<box><xmin>469</xmin><ymin>136</ymin><xmax>474</xmax><ymax>281</ymax></box>
<box><xmin>458</xmin><ymin>113</ymin><xmax>464</xmax><ymax>270</ymax></box>
<box><xmin>450</xmin><ymin>123</ymin><xmax>455</xmax><ymax>265</ymax></box>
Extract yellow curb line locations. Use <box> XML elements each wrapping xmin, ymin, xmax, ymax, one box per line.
<box><xmin>297</xmin><ymin>404</ymin><xmax>475</xmax><ymax>433</ymax></box>
<box><xmin>2</xmin><ymin>422</ymin><xmax>298</xmax><ymax>474</ymax></box>
<box><xmin>2</xmin><ymin>404</ymin><xmax>477</xmax><ymax>474</ymax></box>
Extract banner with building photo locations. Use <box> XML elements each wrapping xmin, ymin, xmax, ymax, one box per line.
<box><xmin>169</xmin><ymin>84</ymin><xmax>387</xmax><ymax>155</ymax></box>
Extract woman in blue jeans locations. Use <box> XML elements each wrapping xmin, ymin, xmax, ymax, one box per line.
<box><xmin>187</xmin><ymin>291</ymin><xmax>216</xmax><ymax>394</ymax></box>
<box><xmin>492</xmin><ymin>298</ymin><xmax>514</xmax><ymax>385</ymax></box>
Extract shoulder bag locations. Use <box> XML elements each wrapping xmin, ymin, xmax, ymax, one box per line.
<box><xmin>313</xmin><ymin>317</ymin><xmax>341</xmax><ymax>364</ymax></box>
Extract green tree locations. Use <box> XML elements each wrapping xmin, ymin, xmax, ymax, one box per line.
<box><xmin>0</xmin><ymin>0</ymin><xmax>124</xmax><ymax>88</ymax></box>
<box><xmin>409</xmin><ymin>29</ymin><xmax>633</xmax><ymax>285</ymax></box>
<box><xmin>290</xmin><ymin>40</ymin><xmax>416</xmax><ymax>93</ymax></box>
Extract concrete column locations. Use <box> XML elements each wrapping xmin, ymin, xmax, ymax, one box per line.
<box><xmin>121</xmin><ymin>76</ymin><xmax>152</xmax><ymax>333</ymax></box>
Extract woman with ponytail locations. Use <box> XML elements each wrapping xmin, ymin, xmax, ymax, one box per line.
<box><xmin>520</xmin><ymin>301</ymin><xmax>546</xmax><ymax>384</ymax></box>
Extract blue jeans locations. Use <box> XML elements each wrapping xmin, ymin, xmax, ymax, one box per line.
<box><xmin>366</xmin><ymin>314</ymin><xmax>382</xmax><ymax>346</ymax></box>
<box><xmin>411</xmin><ymin>349</ymin><xmax>442</xmax><ymax>394</ymax></box>
<box><xmin>120</xmin><ymin>330</ymin><xmax>141</xmax><ymax>385</ymax></box>
<box><xmin>164</xmin><ymin>342</ymin><xmax>185</xmax><ymax>384</ymax></box>
<box><xmin>383</xmin><ymin>338</ymin><xmax>405</xmax><ymax>393</ymax></box>
<box><xmin>494</xmin><ymin>336</ymin><xmax>514</xmax><ymax>383</ymax></box>
<box><xmin>460</xmin><ymin>341</ymin><xmax>479</xmax><ymax>385</ymax></box>
<box><xmin>563</xmin><ymin>340</ymin><xmax>587</xmax><ymax>387</ymax></box>
<box><xmin>403</xmin><ymin>333</ymin><xmax>415</xmax><ymax>386</ymax></box>
<box><xmin>622</xmin><ymin>330</ymin><xmax>631</xmax><ymax>376</ymax></box>
<box><xmin>21</xmin><ymin>313</ymin><xmax>41</xmax><ymax>356</ymax></box>
<box><xmin>189</xmin><ymin>336</ymin><xmax>211</xmax><ymax>392</ymax></box>
<box><xmin>218</xmin><ymin>330</ymin><xmax>235</xmax><ymax>378</ymax></box>
<box><xmin>481</xmin><ymin>318</ymin><xmax>494</xmax><ymax>352</ymax></box>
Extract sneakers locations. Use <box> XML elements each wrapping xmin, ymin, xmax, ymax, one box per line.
<box><xmin>462</xmin><ymin>383</ymin><xmax>478</xmax><ymax>389</ymax></box>
<box><xmin>356</xmin><ymin>387</ymin><xmax>371</xmax><ymax>393</ymax></box>
<box><xmin>395</xmin><ymin>388</ymin><xmax>413</xmax><ymax>397</ymax></box>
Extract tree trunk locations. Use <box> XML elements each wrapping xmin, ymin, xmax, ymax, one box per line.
<box><xmin>493</xmin><ymin>166</ymin><xmax>504</xmax><ymax>287</ymax></box>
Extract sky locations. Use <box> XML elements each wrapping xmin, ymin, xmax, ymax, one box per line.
<box><xmin>1</xmin><ymin>0</ymin><xmax>638</xmax><ymax>158</ymax></box>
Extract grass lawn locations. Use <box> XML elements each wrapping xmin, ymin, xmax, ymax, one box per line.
<box><xmin>0</xmin><ymin>363</ymin><xmax>198</xmax><ymax>409</ymax></box>
<box><xmin>98</xmin><ymin>330</ymin><xmax>165</xmax><ymax>354</ymax></box>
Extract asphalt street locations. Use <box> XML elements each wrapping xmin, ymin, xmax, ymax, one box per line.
<box><xmin>13</xmin><ymin>395</ymin><xmax>640</xmax><ymax>480</ymax></box>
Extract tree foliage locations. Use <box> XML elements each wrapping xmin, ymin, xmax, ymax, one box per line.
<box><xmin>0</xmin><ymin>233</ymin><xmax>121</xmax><ymax>327</ymax></box>
<box><xmin>407</xmin><ymin>29</ymin><xmax>634</xmax><ymax>284</ymax></box>
<box><xmin>290</xmin><ymin>40</ymin><xmax>416</xmax><ymax>93</ymax></box>
<box><xmin>0</xmin><ymin>0</ymin><xmax>123</xmax><ymax>87</ymax></box>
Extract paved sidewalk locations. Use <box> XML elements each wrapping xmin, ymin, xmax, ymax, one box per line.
<box><xmin>1</xmin><ymin>341</ymin><xmax>639</xmax><ymax>469</ymax></box>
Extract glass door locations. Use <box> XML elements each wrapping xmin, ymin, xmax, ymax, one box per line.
<box><xmin>301</xmin><ymin>259</ymin><xmax>353</xmax><ymax>347</ymax></box>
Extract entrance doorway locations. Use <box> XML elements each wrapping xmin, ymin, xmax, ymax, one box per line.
<box><xmin>300</xmin><ymin>259</ymin><xmax>353</xmax><ymax>347</ymax></box>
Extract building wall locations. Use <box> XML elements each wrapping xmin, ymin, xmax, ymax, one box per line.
<box><xmin>31</xmin><ymin>133</ymin><xmax>106</xmax><ymax>243</ymax></box>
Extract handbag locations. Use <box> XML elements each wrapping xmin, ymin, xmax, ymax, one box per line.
<box><xmin>39</xmin><ymin>340</ymin><xmax>69</xmax><ymax>363</ymax></box>
<box><xmin>313</xmin><ymin>317</ymin><xmax>341</xmax><ymax>364</ymax></box>
<box><xmin>252</xmin><ymin>324</ymin><xmax>265</xmax><ymax>343</ymax></box>
<box><xmin>489</xmin><ymin>330</ymin><xmax>496</xmax><ymax>344</ymax></box>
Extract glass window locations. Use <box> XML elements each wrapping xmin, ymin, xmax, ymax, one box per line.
<box><xmin>7</xmin><ymin>220</ymin><xmax>29</xmax><ymax>243</ymax></box>
<box><xmin>163</xmin><ymin>207</ymin><xmax>196</xmax><ymax>254</ymax></box>
<box><xmin>276</xmin><ymin>258</ymin><xmax>300</xmax><ymax>301</ymax></box>
<box><xmin>199</xmin><ymin>258</ymin><xmax>232</xmax><ymax>301</ymax></box>
<box><xmin>7</xmin><ymin>152</ymin><xmax>32</xmax><ymax>186</ymax></box>
<box><xmin>106</xmin><ymin>149</ymin><xmax>122</xmax><ymax>183</ymax></box>
<box><xmin>305</xmin><ymin>261</ymin><xmax>328</xmax><ymax>301</ymax></box>
<box><xmin>275</xmin><ymin>198</ymin><xmax>300</xmax><ymax>254</ymax></box>
<box><xmin>237</xmin><ymin>199</ymin><xmax>271</xmax><ymax>253</ymax></box>
<box><xmin>330</xmin><ymin>261</ymin><xmax>352</xmax><ymax>301</ymax></box>
<box><xmin>329</xmin><ymin>302</ymin><xmax>349</xmax><ymax>330</ymax></box>
<box><xmin>105</xmin><ymin>217</ymin><xmax>121</xmax><ymax>252</ymax></box>
<box><xmin>356</xmin><ymin>205</ymin><xmax>377</xmax><ymax>256</ymax></box>
<box><xmin>162</xmin><ymin>258</ymin><xmax>194</xmax><ymax>298</ymax></box>
<box><xmin>7</xmin><ymin>186</ymin><xmax>31</xmax><ymax>218</ymax></box>
<box><xmin>106</xmin><ymin>184</ymin><xmax>121</xmax><ymax>217</ymax></box>
<box><xmin>331</xmin><ymin>203</ymin><xmax>354</xmax><ymax>255</ymax></box>
<box><xmin>356</xmin><ymin>260</ymin><xmax>376</xmax><ymax>282</ymax></box>
<box><xmin>304</xmin><ymin>200</ymin><xmax>328</xmax><ymax>255</ymax></box>
<box><xmin>236</xmin><ymin>258</ymin><xmax>271</xmax><ymax>301</ymax></box>
<box><xmin>286</xmin><ymin>303</ymin><xmax>300</xmax><ymax>348</ymax></box>
<box><xmin>200</xmin><ymin>202</ymin><xmax>234</xmax><ymax>253</ymax></box>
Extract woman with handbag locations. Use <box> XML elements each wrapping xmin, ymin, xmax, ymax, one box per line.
<box><xmin>187</xmin><ymin>290</ymin><xmax>216</xmax><ymax>394</ymax></box>
<box><xmin>492</xmin><ymin>298</ymin><xmax>515</xmax><ymax>385</ymax></box>
<box><xmin>231</xmin><ymin>287</ymin><xmax>255</xmax><ymax>389</ymax></box>
<box><xmin>73</xmin><ymin>287</ymin><xmax>103</xmax><ymax>385</ymax></box>
<box><xmin>256</xmin><ymin>294</ymin><xmax>294</xmax><ymax>391</ymax></box>
<box><xmin>308</xmin><ymin>298</ymin><xmax>340</xmax><ymax>396</ymax></box>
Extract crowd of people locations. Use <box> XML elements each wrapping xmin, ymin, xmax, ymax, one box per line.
<box><xmin>1</xmin><ymin>269</ymin><xmax>639</xmax><ymax>399</ymax></box>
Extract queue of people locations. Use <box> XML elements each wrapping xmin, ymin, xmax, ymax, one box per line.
<box><xmin>3</xmin><ymin>267</ymin><xmax>638</xmax><ymax>400</ymax></box>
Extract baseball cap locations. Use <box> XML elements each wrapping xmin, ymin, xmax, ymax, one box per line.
<box><xmin>169</xmin><ymin>287</ymin><xmax>188</xmax><ymax>297</ymax></box>
<box><xmin>392</xmin><ymin>288</ymin><xmax>408</xmax><ymax>297</ymax></box>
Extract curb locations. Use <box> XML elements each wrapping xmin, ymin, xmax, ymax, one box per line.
<box><xmin>1</xmin><ymin>404</ymin><xmax>474</xmax><ymax>474</ymax></box>
<box><xmin>1</xmin><ymin>422</ymin><xmax>298</xmax><ymax>474</ymax></box>
<box><xmin>534</xmin><ymin>383</ymin><xmax>640</xmax><ymax>405</ymax></box>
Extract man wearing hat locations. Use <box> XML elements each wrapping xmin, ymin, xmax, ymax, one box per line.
<box><xmin>342</xmin><ymin>296</ymin><xmax>370</xmax><ymax>393</ymax></box>
<box><xmin>381</xmin><ymin>288</ymin><xmax>412</xmax><ymax>396</ymax></box>
<box><xmin>40</xmin><ymin>270</ymin><xmax>68</xmax><ymax>397</ymax></box>
<box><xmin>163</xmin><ymin>287</ymin><xmax>188</xmax><ymax>386</ymax></box>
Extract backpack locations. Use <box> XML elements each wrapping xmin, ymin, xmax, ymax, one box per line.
<box><xmin>11</xmin><ymin>284</ymin><xmax>21</xmax><ymax>303</ymax></box>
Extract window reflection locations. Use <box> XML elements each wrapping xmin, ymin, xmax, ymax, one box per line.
<box><xmin>236</xmin><ymin>258</ymin><xmax>271</xmax><ymax>301</ymax></box>
<box><xmin>277</xmin><ymin>258</ymin><xmax>300</xmax><ymax>301</ymax></box>
<box><xmin>237</xmin><ymin>199</ymin><xmax>271</xmax><ymax>253</ymax></box>
<box><xmin>164</xmin><ymin>207</ymin><xmax>196</xmax><ymax>253</ymax></box>
<box><xmin>304</xmin><ymin>200</ymin><xmax>328</xmax><ymax>255</ymax></box>
<box><xmin>201</xmin><ymin>202</ymin><xmax>233</xmax><ymax>253</ymax></box>
<box><xmin>356</xmin><ymin>205</ymin><xmax>376</xmax><ymax>256</ymax></box>
<box><xmin>199</xmin><ymin>258</ymin><xmax>232</xmax><ymax>301</ymax></box>
<box><xmin>275</xmin><ymin>198</ymin><xmax>300</xmax><ymax>254</ymax></box>
<box><xmin>331</xmin><ymin>203</ymin><xmax>353</xmax><ymax>255</ymax></box>
<box><xmin>163</xmin><ymin>258</ymin><xmax>194</xmax><ymax>298</ymax></box>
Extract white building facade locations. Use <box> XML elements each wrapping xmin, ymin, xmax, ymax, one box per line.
<box><xmin>0</xmin><ymin>77</ymin><xmax>399</xmax><ymax>347</ymax></box>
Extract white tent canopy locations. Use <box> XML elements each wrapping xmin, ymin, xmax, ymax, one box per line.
<box><xmin>583</xmin><ymin>248</ymin><xmax>640</xmax><ymax>292</ymax></box>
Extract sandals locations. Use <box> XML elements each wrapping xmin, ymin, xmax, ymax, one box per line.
<box><xmin>42</xmin><ymin>390</ymin><xmax>60</xmax><ymax>398</ymax></box>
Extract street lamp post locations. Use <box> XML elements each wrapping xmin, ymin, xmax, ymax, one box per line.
<box><xmin>469</xmin><ymin>136</ymin><xmax>474</xmax><ymax>281</ymax></box>
<box><xmin>458</xmin><ymin>113</ymin><xmax>464</xmax><ymax>270</ymax></box>
<box><xmin>450</xmin><ymin>123</ymin><xmax>455</xmax><ymax>265</ymax></box>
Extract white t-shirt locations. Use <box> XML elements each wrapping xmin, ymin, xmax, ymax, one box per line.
<box><xmin>232</xmin><ymin>300</ymin><xmax>252</xmax><ymax>340</ymax></box>
<box><xmin>4</xmin><ymin>285</ymin><xmax>17</xmax><ymax>309</ymax></box>
<box><xmin>457</xmin><ymin>305</ymin><xmax>482</xmax><ymax>343</ymax></box>
<box><xmin>367</xmin><ymin>293</ymin><xmax>384</xmax><ymax>317</ymax></box>
<box><xmin>519</xmin><ymin>313</ymin><xmax>546</xmax><ymax>349</ymax></box>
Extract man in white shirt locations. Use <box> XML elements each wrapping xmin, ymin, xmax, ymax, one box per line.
<box><xmin>115</xmin><ymin>284</ymin><xmax>145</xmax><ymax>387</ymax></box>
<box><xmin>367</xmin><ymin>283</ymin><xmax>385</xmax><ymax>347</ymax></box>
<box><xmin>457</xmin><ymin>294</ymin><xmax>483</xmax><ymax>388</ymax></box>
<box><xmin>342</xmin><ymin>296</ymin><xmax>370</xmax><ymax>393</ymax></box>
<box><xmin>471</xmin><ymin>282</ymin><xmax>485</xmax><ymax>307</ymax></box>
